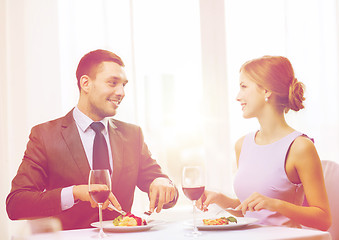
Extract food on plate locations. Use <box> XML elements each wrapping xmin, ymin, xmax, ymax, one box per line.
<box><xmin>203</xmin><ymin>216</ymin><xmax>237</xmax><ymax>225</ymax></box>
<box><xmin>113</xmin><ymin>213</ymin><xmax>147</xmax><ymax>226</ymax></box>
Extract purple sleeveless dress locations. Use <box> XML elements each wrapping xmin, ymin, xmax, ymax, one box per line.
<box><xmin>233</xmin><ymin>131</ymin><xmax>305</xmax><ymax>227</ymax></box>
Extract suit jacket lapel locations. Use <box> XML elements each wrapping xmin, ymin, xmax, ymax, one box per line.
<box><xmin>108</xmin><ymin>119</ymin><xmax>124</xmax><ymax>190</ymax></box>
<box><xmin>61</xmin><ymin>109</ymin><xmax>91</xmax><ymax>183</ymax></box>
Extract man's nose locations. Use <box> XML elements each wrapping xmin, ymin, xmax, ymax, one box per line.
<box><xmin>115</xmin><ymin>84</ymin><xmax>125</xmax><ymax>97</ymax></box>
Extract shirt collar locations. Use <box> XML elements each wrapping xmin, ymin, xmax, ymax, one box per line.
<box><xmin>73</xmin><ymin>106</ymin><xmax>111</xmax><ymax>134</ymax></box>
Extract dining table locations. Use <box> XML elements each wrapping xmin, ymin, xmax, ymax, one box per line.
<box><xmin>15</xmin><ymin>206</ymin><xmax>331</xmax><ymax>240</ymax></box>
<box><xmin>23</xmin><ymin>221</ymin><xmax>331</xmax><ymax>240</ymax></box>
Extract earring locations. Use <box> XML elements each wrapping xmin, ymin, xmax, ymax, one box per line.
<box><xmin>265</xmin><ymin>97</ymin><xmax>268</xmax><ymax>102</ymax></box>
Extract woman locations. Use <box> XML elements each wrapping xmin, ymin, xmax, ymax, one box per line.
<box><xmin>197</xmin><ymin>56</ymin><xmax>331</xmax><ymax>230</ymax></box>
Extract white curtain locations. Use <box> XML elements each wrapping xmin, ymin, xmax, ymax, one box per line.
<box><xmin>1</xmin><ymin>0</ymin><xmax>339</xmax><ymax>239</ymax></box>
<box><xmin>1</xmin><ymin>1</ymin><xmax>64</xmax><ymax>239</ymax></box>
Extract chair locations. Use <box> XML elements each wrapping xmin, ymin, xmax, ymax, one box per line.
<box><xmin>321</xmin><ymin>160</ymin><xmax>339</xmax><ymax>240</ymax></box>
<box><xmin>28</xmin><ymin>217</ymin><xmax>62</xmax><ymax>234</ymax></box>
<box><xmin>11</xmin><ymin>217</ymin><xmax>62</xmax><ymax>239</ymax></box>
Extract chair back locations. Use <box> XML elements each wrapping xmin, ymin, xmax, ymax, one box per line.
<box><xmin>322</xmin><ymin>160</ymin><xmax>339</xmax><ymax>240</ymax></box>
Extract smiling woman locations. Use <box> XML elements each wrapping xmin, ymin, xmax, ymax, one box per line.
<box><xmin>198</xmin><ymin>55</ymin><xmax>331</xmax><ymax>231</ymax></box>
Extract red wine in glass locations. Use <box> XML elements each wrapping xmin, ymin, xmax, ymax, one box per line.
<box><xmin>89</xmin><ymin>169</ymin><xmax>111</xmax><ymax>238</ymax></box>
<box><xmin>182</xmin><ymin>186</ymin><xmax>205</xmax><ymax>201</ymax></box>
<box><xmin>89</xmin><ymin>189</ymin><xmax>110</xmax><ymax>204</ymax></box>
<box><xmin>182</xmin><ymin>166</ymin><xmax>205</xmax><ymax>237</ymax></box>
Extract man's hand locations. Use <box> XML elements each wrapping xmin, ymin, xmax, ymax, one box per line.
<box><xmin>149</xmin><ymin>177</ymin><xmax>177</xmax><ymax>213</ymax></box>
<box><xmin>73</xmin><ymin>184</ymin><xmax>122</xmax><ymax>211</ymax></box>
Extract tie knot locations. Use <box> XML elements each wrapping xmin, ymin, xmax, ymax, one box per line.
<box><xmin>91</xmin><ymin>122</ymin><xmax>105</xmax><ymax>133</ymax></box>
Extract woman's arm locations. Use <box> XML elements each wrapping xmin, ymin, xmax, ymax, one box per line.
<box><xmin>235</xmin><ymin>136</ymin><xmax>246</xmax><ymax>168</ymax></box>
<box><xmin>282</xmin><ymin>136</ymin><xmax>331</xmax><ymax>230</ymax></box>
<box><xmin>236</xmin><ymin>136</ymin><xmax>332</xmax><ymax>231</ymax></box>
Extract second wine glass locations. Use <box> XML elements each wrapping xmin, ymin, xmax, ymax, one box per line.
<box><xmin>182</xmin><ymin>166</ymin><xmax>205</xmax><ymax>237</ymax></box>
<box><xmin>89</xmin><ymin>169</ymin><xmax>111</xmax><ymax>239</ymax></box>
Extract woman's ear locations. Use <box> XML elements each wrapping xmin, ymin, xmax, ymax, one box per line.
<box><xmin>80</xmin><ymin>75</ymin><xmax>90</xmax><ymax>93</ymax></box>
<box><xmin>264</xmin><ymin>89</ymin><xmax>272</xmax><ymax>99</ymax></box>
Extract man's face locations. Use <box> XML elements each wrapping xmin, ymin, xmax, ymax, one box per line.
<box><xmin>84</xmin><ymin>61</ymin><xmax>128</xmax><ymax>121</ymax></box>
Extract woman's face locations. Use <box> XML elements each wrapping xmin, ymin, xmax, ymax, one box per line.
<box><xmin>236</xmin><ymin>72</ymin><xmax>266</xmax><ymax>119</ymax></box>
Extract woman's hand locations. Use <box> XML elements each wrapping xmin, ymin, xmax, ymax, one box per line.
<box><xmin>236</xmin><ymin>192</ymin><xmax>279</xmax><ymax>215</ymax></box>
<box><xmin>196</xmin><ymin>190</ymin><xmax>221</xmax><ymax>211</ymax></box>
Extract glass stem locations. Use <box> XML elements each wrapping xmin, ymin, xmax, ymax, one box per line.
<box><xmin>98</xmin><ymin>203</ymin><xmax>104</xmax><ymax>238</ymax></box>
<box><xmin>193</xmin><ymin>200</ymin><xmax>198</xmax><ymax>233</ymax></box>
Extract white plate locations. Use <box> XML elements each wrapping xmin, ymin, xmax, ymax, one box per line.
<box><xmin>187</xmin><ymin>217</ymin><xmax>258</xmax><ymax>230</ymax></box>
<box><xmin>90</xmin><ymin>220</ymin><xmax>164</xmax><ymax>232</ymax></box>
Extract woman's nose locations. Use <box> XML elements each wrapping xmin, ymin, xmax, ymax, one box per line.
<box><xmin>236</xmin><ymin>92</ymin><xmax>241</xmax><ymax>102</ymax></box>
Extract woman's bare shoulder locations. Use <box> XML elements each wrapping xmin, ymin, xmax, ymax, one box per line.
<box><xmin>235</xmin><ymin>135</ymin><xmax>246</xmax><ymax>165</ymax></box>
<box><xmin>289</xmin><ymin>135</ymin><xmax>320</xmax><ymax>167</ymax></box>
<box><xmin>291</xmin><ymin>135</ymin><xmax>316</xmax><ymax>154</ymax></box>
<box><xmin>235</xmin><ymin>135</ymin><xmax>246</xmax><ymax>152</ymax></box>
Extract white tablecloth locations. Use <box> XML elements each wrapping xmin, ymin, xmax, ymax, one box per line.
<box><xmin>22</xmin><ymin>221</ymin><xmax>331</xmax><ymax>240</ymax></box>
<box><xmin>12</xmin><ymin>206</ymin><xmax>331</xmax><ymax>240</ymax></box>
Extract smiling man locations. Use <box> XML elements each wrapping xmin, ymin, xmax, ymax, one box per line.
<box><xmin>6</xmin><ymin>49</ymin><xmax>178</xmax><ymax>230</ymax></box>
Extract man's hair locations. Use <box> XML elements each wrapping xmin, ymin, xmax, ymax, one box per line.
<box><xmin>76</xmin><ymin>49</ymin><xmax>125</xmax><ymax>91</ymax></box>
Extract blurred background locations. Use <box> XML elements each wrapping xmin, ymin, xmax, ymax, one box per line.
<box><xmin>1</xmin><ymin>0</ymin><xmax>338</xmax><ymax>239</ymax></box>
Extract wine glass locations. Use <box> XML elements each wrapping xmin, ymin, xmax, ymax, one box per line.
<box><xmin>182</xmin><ymin>166</ymin><xmax>205</xmax><ymax>237</ymax></box>
<box><xmin>88</xmin><ymin>169</ymin><xmax>111</xmax><ymax>238</ymax></box>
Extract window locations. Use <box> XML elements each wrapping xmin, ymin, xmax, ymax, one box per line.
<box><xmin>57</xmin><ymin>0</ymin><xmax>339</xmax><ymax>211</ymax></box>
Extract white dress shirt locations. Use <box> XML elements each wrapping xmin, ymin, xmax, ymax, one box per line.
<box><xmin>60</xmin><ymin>106</ymin><xmax>114</xmax><ymax>210</ymax></box>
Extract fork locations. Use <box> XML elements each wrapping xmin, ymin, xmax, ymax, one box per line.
<box><xmin>215</xmin><ymin>207</ymin><xmax>242</xmax><ymax>215</ymax></box>
<box><xmin>143</xmin><ymin>210</ymin><xmax>152</xmax><ymax>216</ymax></box>
<box><xmin>143</xmin><ymin>210</ymin><xmax>153</xmax><ymax>222</ymax></box>
<box><xmin>108</xmin><ymin>203</ymin><xmax>127</xmax><ymax>216</ymax></box>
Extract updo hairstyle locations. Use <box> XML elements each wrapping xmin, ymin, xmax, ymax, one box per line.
<box><xmin>240</xmin><ymin>56</ymin><xmax>305</xmax><ymax>113</ymax></box>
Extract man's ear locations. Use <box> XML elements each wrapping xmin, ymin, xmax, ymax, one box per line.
<box><xmin>80</xmin><ymin>75</ymin><xmax>90</xmax><ymax>93</ymax></box>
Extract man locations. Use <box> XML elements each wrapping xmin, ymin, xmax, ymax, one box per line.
<box><xmin>6</xmin><ymin>49</ymin><xmax>178</xmax><ymax>230</ymax></box>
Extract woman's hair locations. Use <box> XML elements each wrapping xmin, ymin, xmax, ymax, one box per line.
<box><xmin>240</xmin><ymin>55</ymin><xmax>305</xmax><ymax>113</ymax></box>
<box><xmin>76</xmin><ymin>49</ymin><xmax>125</xmax><ymax>91</ymax></box>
